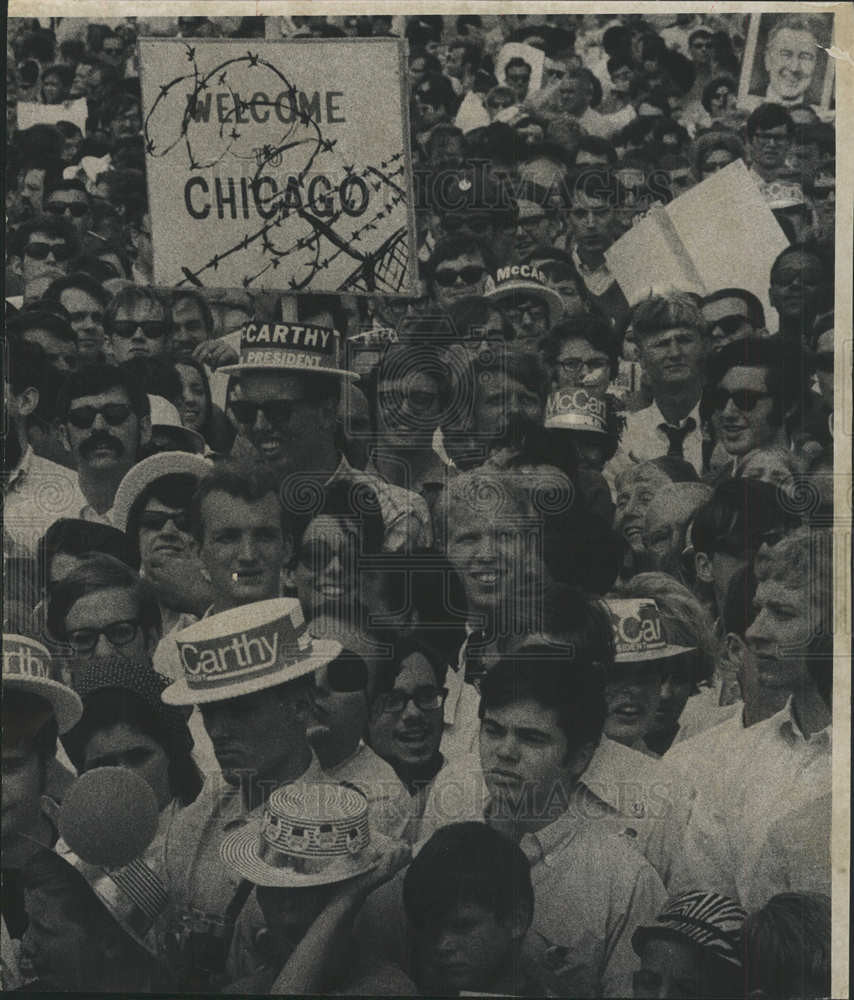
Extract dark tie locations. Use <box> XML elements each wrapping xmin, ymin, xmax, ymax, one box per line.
<box><xmin>659</xmin><ymin>418</ymin><xmax>696</xmax><ymax>458</ymax></box>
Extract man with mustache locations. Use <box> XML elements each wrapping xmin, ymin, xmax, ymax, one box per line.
<box><xmin>56</xmin><ymin>364</ymin><xmax>151</xmax><ymax>522</ymax></box>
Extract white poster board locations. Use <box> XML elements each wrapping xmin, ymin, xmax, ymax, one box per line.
<box><xmin>16</xmin><ymin>98</ymin><xmax>88</xmax><ymax>132</ymax></box>
<box><xmin>605</xmin><ymin>159</ymin><xmax>790</xmax><ymax>327</ymax></box>
<box><xmin>138</xmin><ymin>37</ymin><xmax>416</xmax><ymax>295</ymax></box>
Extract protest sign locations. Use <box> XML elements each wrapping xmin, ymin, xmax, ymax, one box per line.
<box><xmin>138</xmin><ymin>37</ymin><xmax>416</xmax><ymax>294</ymax></box>
<box><xmin>605</xmin><ymin>159</ymin><xmax>790</xmax><ymax>326</ymax></box>
<box><xmin>17</xmin><ymin>98</ymin><xmax>88</xmax><ymax>132</ymax></box>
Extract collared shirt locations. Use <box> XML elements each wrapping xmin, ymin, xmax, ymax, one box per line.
<box><xmin>669</xmin><ymin>697</ymin><xmax>831</xmax><ymax>904</ymax></box>
<box><xmin>439</xmin><ymin>663</ymin><xmax>482</xmax><ymax>764</ymax></box>
<box><xmin>328</xmin><ymin>455</ymin><xmax>432</xmax><ymax>552</ymax></box>
<box><xmin>2</xmin><ymin>447</ymin><xmax>88</xmax><ymax>560</ymax></box>
<box><xmin>613</xmin><ymin>399</ymin><xmax>704</xmax><ymax>474</ymax></box>
<box><xmin>363</xmin><ymin>753</ymin><xmax>666</xmax><ymax>998</ymax></box>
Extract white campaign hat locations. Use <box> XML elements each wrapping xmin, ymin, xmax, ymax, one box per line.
<box><xmin>2</xmin><ymin>634</ymin><xmax>83</xmax><ymax>733</ymax></box>
<box><xmin>162</xmin><ymin>598</ymin><xmax>342</xmax><ymax>706</ymax></box>
<box><xmin>111</xmin><ymin>451</ymin><xmax>213</xmax><ymax>534</ymax></box>
<box><xmin>219</xmin><ymin>322</ymin><xmax>358</xmax><ymax>379</ymax></box>
<box><xmin>604</xmin><ymin>598</ymin><xmax>695</xmax><ymax>663</ymax></box>
<box><xmin>220</xmin><ymin>781</ymin><xmax>392</xmax><ymax>888</ymax></box>
<box><xmin>147</xmin><ymin>395</ymin><xmax>206</xmax><ymax>454</ymax></box>
<box><xmin>484</xmin><ymin>263</ymin><xmax>564</xmax><ymax>328</ymax></box>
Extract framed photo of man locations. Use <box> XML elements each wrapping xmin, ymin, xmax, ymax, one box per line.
<box><xmin>738</xmin><ymin>12</ymin><xmax>835</xmax><ymax>110</ymax></box>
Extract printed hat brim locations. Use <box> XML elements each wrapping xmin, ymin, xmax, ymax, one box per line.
<box><xmin>111</xmin><ymin>451</ymin><xmax>214</xmax><ymax>533</ymax></box>
<box><xmin>614</xmin><ymin>641</ymin><xmax>696</xmax><ymax>663</ymax></box>
<box><xmin>219</xmin><ymin>361</ymin><xmax>360</xmax><ymax>380</ymax></box>
<box><xmin>3</xmin><ymin>675</ymin><xmax>83</xmax><ymax>734</ymax></box>
<box><xmin>485</xmin><ymin>279</ymin><xmax>564</xmax><ymax>327</ymax></box>
<box><xmin>160</xmin><ymin>638</ymin><xmax>342</xmax><ymax>706</ymax></box>
<box><xmin>219</xmin><ymin>822</ymin><xmax>396</xmax><ymax>888</ymax></box>
<box><xmin>631</xmin><ymin>923</ymin><xmax>742</xmax><ymax>968</ymax></box>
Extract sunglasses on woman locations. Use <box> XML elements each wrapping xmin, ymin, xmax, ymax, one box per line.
<box><xmin>110</xmin><ymin>321</ymin><xmax>168</xmax><ymax>340</ymax></box>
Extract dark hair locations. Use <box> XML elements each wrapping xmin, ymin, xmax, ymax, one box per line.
<box><xmin>6</xmin><ymin>335</ymin><xmax>48</xmax><ymax>395</ymax></box>
<box><xmin>1</xmin><ymin>690</ymin><xmax>59</xmax><ymax>772</ymax></box>
<box><xmin>404</xmin><ymin>822</ymin><xmax>533</xmax><ymax>931</ymax></box>
<box><xmin>286</xmin><ymin>477</ymin><xmax>385</xmax><ymax>565</ymax></box>
<box><xmin>105</xmin><ymin>286</ymin><xmax>172</xmax><ymax>338</ymax></box>
<box><xmin>62</xmin><ymin>687</ymin><xmax>203</xmax><ymax>806</ymax></box>
<box><xmin>721</xmin><ymin>565</ymin><xmax>758</xmax><ymax>638</ymax></box>
<box><xmin>644</xmin><ymin>455</ymin><xmax>700</xmax><ymax>484</ymax></box>
<box><xmin>37</xmin><ymin>518</ymin><xmax>140</xmax><ymax>592</ymax></box>
<box><xmin>408</xmin><ymin>46</ymin><xmax>442</xmax><ymax>75</ymax></box>
<box><xmin>372</xmin><ymin>631</ymin><xmax>449</xmax><ymax>697</ymax></box>
<box><xmin>570</xmin><ymin>134</ymin><xmax>618</xmax><ymax>166</ymax></box>
<box><xmin>125</xmin><ymin>473</ymin><xmax>203</xmax><ymax>565</ymax></box>
<box><xmin>414</xmin><ymin>72</ymin><xmax>457</xmax><ymax>114</ymax></box>
<box><xmin>191</xmin><ymin>461</ymin><xmax>286</xmax><ymax>544</ymax></box>
<box><xmin>11</xmin><ymin>215</ymin><xmax>80</xmax><ymax>259</ymax></box>
<box><xmin>541</xmin><ymin>314</ymin><xmax>620</xmax><ymax>380</ymax></box>
<box><xmin>479</xmin><ymin>649</ymin><xmax>607</xmax><ymax>756</ymax></box>
<box><xmin>43</xmin><ymin>271</ymin><xmax>110</xmax><ymax>308</ymax></box>
<box><xmin>447</xmin><ymin>295</ymin><xmax>514</xmax><ymax>343</ymax></box>
<box><xmin>171</xmin><ymin>289</ymin><xmax>215</xmax><ymax>338</ymax></box>
<box><xmin>701</xmin><ymin>75</ymin><xmax>737</xmax><ymax>113</ymax></box>
<box><xmin>173</xmin><ymin>354</ymin><xmax>216</xmax><ymax>446</ymax></box>
<box><xmin>427</xmin><ymin>232</ymin><xmax>495</xmax><ymax>286</ymax></box>
<box><xmin>691</xmin><ymin>478</ymin><xmax>801</xmax><ymax>559</ymax></box>
<box><xmin>566</xmin><ymin>166</ymin><xmax>625</xmax><ymax>208</ymax></box>
<box><xmin>746</xmin><ymin>102</ymin><xmax>794</xmax><ymax>141</ymax></box>
<box><xmin>469</xmin><ymin>346</ymin><xmax>551</xmax><ymax>415</ymax></box>
<box><xmin>46</xmin><ymin>553</ymin><xmax>162</xmax><ymax>643</ymax></box>
<box><xmin>694</xmin><ymin>129</ymin><xmax>746</xmax><ymax>176</ymax></box>
<box><xmin>703</xmin><ymin>335</ymin><xmax>807</xmax><ymax>427</ymax></box>
<box><xmin>56</xmin><ymin>363</ymin><xmax>150</xmax><ymax>421</ymax></box>
<box><xmin>43</xmin><ymin>177</ymin><xmax>89</xmax><ymax>202</ymax></box>
<box><xmin>703</xmin><ymin>288</ymin><xmax>765</xmax><ymax>330</ymax></box>
<box><xmin>743</xmin><ymin>893</ymin><xmax>830</xmax><ymax>999</ymax></box>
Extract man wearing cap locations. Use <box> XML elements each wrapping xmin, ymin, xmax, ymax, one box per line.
<box><xmin>56</xmin><ymin>364</ymin><xmax>152</xmax><ymax>522</ymax></box>
<box><xmin>221</xmin><ymin>321</ymin><xmax>431</xmax><ymax>553</ymax></box>
<box><xmin>631</xmin><ymin>890</ymin><xmax>746</xmax><ymax>998</ymax></box>
<box><xmin>159</xmin><ymin>598</ymin><xmax>343</xmax><ymax>990</ymax></box>
<box><xmin>484</xmin><ymin>262</ymin><xmax>564</xmax><ymax>352</ymax></box>
<box><xmin>702</xmin><ymin>288</ymin><xmax>767</xmax><ymax>352</ymax></box>
<box><xmin>2</xmin><ymin>634</ymin><xmax>83</xmax><ymax>989</ymax></box>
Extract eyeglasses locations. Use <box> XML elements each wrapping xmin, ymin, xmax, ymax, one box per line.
<box><xmin>68</xmin><ymin>310</ymin><xmax>105</xmax><ymax>325</ymax></box>
<box><xmin>66</xmin><ymin>402</ymin><xmax>133</xmax><ymax>428</ymax></box>
<box><xmin>443</xmin><ymin>214</ymin><xmax>493</xmax><ymax>236</ymax></box>
<box><xmin>24</xmin><ymin>241</ymin><xmax>74</xmax><ymax>261</ymax></box>
<box><xmin>433</xmin><ymin>265</ymin><xmax>486</xmax><ymax>288</ymax></box>
<box><xmin>753</xmin><ymin>131</ymin><xmax>789</xmax><ymax>145</ymax></box>
<box><xmin>230</xmin><ymin>399</ymin><xmax>296</xmax><ymax>426</ymax></box>
<box><xmin>708</xmin><ymin>388</ymin><xmax>771</xmax><ymax>412</ymax></box>
<box><xmin>375</xmin><ymin>686</ymin><xmax>448</xmax><ymax>715</ymax></box>
<box><xmin>66</xmin><ymin>620</ymin><xmax>140</xmax><ymax>653</ymax></box>
<box><xmin>505</xmin><ymin>303</ymin><xmax>548</xmax><ymax>323</ymax></box>
<box><xmin>139</xmin><ymin>509</ymin><xmax>193</xmax><ymax>533</ymax></box>
<box><xmin>44</xmin><ymin>201</ymin><xmax>89</xmax><ymax>218</ymax></box>
<box><xmin>557</xmin><ymin>357</ymin><xmax>609</xmax><ymax>376</ymax></box>
<box><xmin>111</xmin><ymin>321</ymin><xmax>168</xmax><ymax>340</ymax></box>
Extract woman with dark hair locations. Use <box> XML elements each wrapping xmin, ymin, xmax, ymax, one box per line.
<box><xmin>173</xmin><ymin>354</ymin><xmax>235</xmax><ymax>455</ymax></box>
<box><xmin>62</xmin><ymin>658</ymin><xmax>203</xmax><ymax>813</ymax></box>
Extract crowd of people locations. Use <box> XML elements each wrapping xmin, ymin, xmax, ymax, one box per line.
<box><xmin>3</xmin><ymin>11</ymin><xmax>838</xmax><ymax>997</ymax></box>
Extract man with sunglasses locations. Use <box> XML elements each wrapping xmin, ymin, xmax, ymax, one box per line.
<box><xmin>427</xmin><ymin>233</ymin><xmax>493</xmax><ymax>311</ymax></box>
<box><xmin>7</xmin><ymin>306</ymin><xmax>79</xmax><ymax>376</ymax></box>
<box><xmin>56</xmin><ymin>364</ymin><xmax>152</xmax><ymax>522</ymax></box>
<box><xmin>701</xmin><ymin>288</ymin><xmax>767</xmax><ymax>352</ymax></box>
<box><xmin>9</xmin><ymin>216</ymin><xmax>80</xmax><ymax>305</ymax></box>
<box><xmin>433</xmin><ymin>172</ymin><xmax>518</xmax><ymax>269</ymax></box>
<box><xmin>104</xmin><ymin>285</ymin><xmax>174</xmax><ymax>363</ymax></box>
<box><xmin>703</xmin><ymin>336</ymin><xmax>803</xmax><ymax>482</ymax></box>
<box><xmin>41</xmin><ymin>180</ymin><xmax>93</xmax><ymax>241</ymax></box>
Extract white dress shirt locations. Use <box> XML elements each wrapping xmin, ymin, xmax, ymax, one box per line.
<box><xmin>612</xmin><ymin>399</ymin><xmax>704</xmax><ymax>475</ymax></box>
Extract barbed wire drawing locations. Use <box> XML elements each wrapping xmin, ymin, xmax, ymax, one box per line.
<box><xmin>142</xmin><ymin>42</ymin><xmax>412</xmax><ymax>294</ymax></box>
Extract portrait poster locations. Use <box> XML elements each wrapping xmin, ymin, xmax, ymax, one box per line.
<box><xmin>138</xmin><ymin>37</ymin><xmax>417</xmax><ymax>295</ymax></box>
<box><xmin>738</xmin><ymin>11</ymin><xmax>836</xmax><ymax>110</ymax></box>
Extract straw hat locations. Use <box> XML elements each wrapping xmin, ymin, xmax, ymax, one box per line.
<box><xmin>162</xmin><ymin>598</ymin><xmax>341</xmax><ymax>706</ymax></box>
<box><xmin>220</xmin><ymin>321</ymin><xmax>358</xmax><ymax>379</ymax></box>
<box><xmin>604</xmin><ymin>598</ymin><xmax>695</xmax><ymax>663</ymax></box>
<box><xmin>2</xmin><ymin>634</ymin><xmax>82</xmax><ymax>734</ymax></box>
<box><xmin>632</xmin><ymin>889</ymin><xmax>746</xmax><ymax>968</ymax></box>
<box><xmin>545</xmin><ymin>387</ymin><xmax>609</xmax><ymax>434</ymax></box>
<box><xmin>111</xmin><ymin>450</ymin><xmax>213</xmax><ymax>534</ymax></box>
<box><xmin>484</xmin><ymin>263</ymin><xmax>564</xmax><ymax>328</ymax></box>
<box><xmin>220</xmin><ymin>781</ymin><xmax>392</xmax><ymax>888</ymax></box>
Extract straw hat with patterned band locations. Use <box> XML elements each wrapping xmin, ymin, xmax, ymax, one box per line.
<box><xmin>162</xmin><ymin>598</ymin><xmax>342</xmax><ymax>706</ymax></box>
<box><xmin>545</xmin><ymin>387</ymin><xmax>608</xmax><ymax>434</ymax></box>
<box><xmin>632</xmin><ymin>890</ymin><xmax>746</xmax><ymax>969</ymax></box>
<box><xmin>483</xmin><ymin>263</ymin><xmax>564</xmax><ymax>328</ymax></box>
<box><xmin>219</xmin><ymin>321</ymin><xmax>358</xmax><ymax>379</ymax></box>
<box><xmin>220</xmin><ymin>781</ymin><xmax>393</xmax><ymax>888</ymax></box>
<box><xmin>146</xmin><ymin>395</ymin><xmax>207</xmax><ymax>455</ymax></box>
<box><xmin>604</xmin><ymin>598</ymin><xmax>695</xmax><ymax>663</ymax></box>
<box><xmin>111</xmin><ymin>451</ymin><xmax>213</xmax><ymax>534</ymax></box>
<box><xmin>2</xmin><ymin>634</ymin><xmax>82</xmax><ymax>734</ymax></box>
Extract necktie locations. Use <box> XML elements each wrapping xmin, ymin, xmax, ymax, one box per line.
<box><xmin>659</xmin><ymin>417</ymin><xmax>696</xmax><ymax>458</ymax></box>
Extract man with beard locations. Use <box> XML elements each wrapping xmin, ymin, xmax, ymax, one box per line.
<box><xmin>3</xmin><ymin>339</ymin><xmax>85</xmax><ymax>584</ymax></box>
<box><xmin>221</xmin><ymin>321</ymin><xmax>430</xmax><ymax>553</ymax></box>
<box><xmin>56</xmin><ymin>364</ymin><xmax>151</xmax><ymax>522</ymax></box>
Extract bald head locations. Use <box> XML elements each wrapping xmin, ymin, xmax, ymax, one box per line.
<box><xmin>643</xmin><ymin>483</ymin><xmax>713</xmax><ymax>576</ymax></box>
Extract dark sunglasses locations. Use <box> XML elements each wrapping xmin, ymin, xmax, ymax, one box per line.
<box><xmin>139</xmin><ymin>509</ymin><xmax>193</xmax><ymax>533</ymax></box>
<box><xmin>712</xmin><ymin>315</ymin><xmax>749</xmax><ymax>336</ymax></box>
<box><xmin>45</xmin><ymin>201</ymin><xmax>89</xmax><ymax>218</ymax></box>
<box><xmin>25</xmin><ymin>241</ymin><xmax>74</xmax><ymax>261</ymax></box>
<box><xmin>708</xmin><ymin>388</ymin><xmax>770</xmax><ymax>412</ymax></box>
<box><xmin>433</xmin><ymin>265</ymin><xmax>485</xmax><ymax>288</ymax></box>
<box><xmin>111</xmin><ymin>321</ymin><xmax>168</xmax><ymax>340</ymax></box>
<box><xmin>66</xmin><ymin>402</ymin><xmax>133</xmax><ymax>428</ymax></box>
<box><xmin>230</xmin><ymin>399</ymin><xmax>295</xmax><ymax>426</ymax></box>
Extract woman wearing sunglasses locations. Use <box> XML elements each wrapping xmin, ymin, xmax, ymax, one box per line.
<box><xmin>104</xmin><ymin>285</ymin><xmax>174</xmax><ymax>363</ymax></box>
